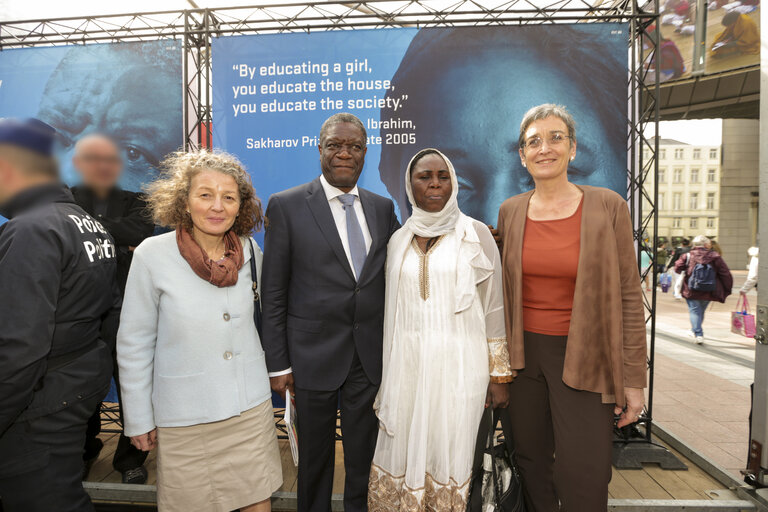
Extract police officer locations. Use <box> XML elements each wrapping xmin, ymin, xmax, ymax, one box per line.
<box><xmin>0</xmin><ymin>118</ymin><xmax>118</xmax><ymax>512</ymax></box>
<box><xmin>71</xmin><ymin>134</ymin><xmax>154</xmax><ymax>484</ymax></box>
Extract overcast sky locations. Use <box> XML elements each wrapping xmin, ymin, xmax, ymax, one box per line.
<box><xmin>653</xmin><ymin>119</ymin><xmax>723</xmax><ymax>146</ymax></box>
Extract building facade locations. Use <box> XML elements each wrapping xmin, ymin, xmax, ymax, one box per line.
<box><xmin>718</xmin><ymin>119</ymin><xmax>759</xmax><ymax>270</ymax></box>
<box><xmin>644</xmin><ymin>138</ymin><xmax>721</xmax><ymax>246</ymax></box>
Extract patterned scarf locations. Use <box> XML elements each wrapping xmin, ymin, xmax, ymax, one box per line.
<box><xmin>176</xmin><ymin>226</ymin><xmax>244</xmax><ymax>287</ymax></box>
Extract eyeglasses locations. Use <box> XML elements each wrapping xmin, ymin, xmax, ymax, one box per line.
<box><xmin>523</xmin><ymin>132</ymin><xmax>572</xmax><ymax>150</ymax></box>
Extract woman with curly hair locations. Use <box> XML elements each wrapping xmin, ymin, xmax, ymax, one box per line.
<box><xmin>117</xmin><ymin>150</ymin><xmax>281</xmax><ymax>512</ymax></box>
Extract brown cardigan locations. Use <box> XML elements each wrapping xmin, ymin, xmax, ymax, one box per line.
<box><xmin>497</xmin><ymin>185</ymin><xmax>647</xmax><ymax>407</ymax></box>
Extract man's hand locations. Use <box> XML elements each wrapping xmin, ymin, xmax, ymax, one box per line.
<box><xmin>615</xmin><ymin>387</ymin><xmax>645</xmax><ymax>428</ymax></box>
<box><xmin>130</xmin><ymin>428</ymin><xmax>157</xmax><ymax>451</ymax></box>
<box><xmin>487</xmin><ymin>225</ymin><xmax>502</xmax><ymax>250</ymax></box>
<box><xmin>485</xmin><ymin>382</ymin><xmax>510</xmax><ymax>409</ymax></box>
<box><xmin>270</xmin><ymin>373</ymin><xmax>295</xmax><ymax>399</ymax></box>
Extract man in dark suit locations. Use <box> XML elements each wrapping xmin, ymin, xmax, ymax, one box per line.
<box><xmin>70</xmin><ymin>134</ymin><xmax>154</xmax><ymax>484</ymax></box>
<box><xmin>262</xmin><ymin>113</ymin><xmax>400</xmax><ymax>512</ymax></box>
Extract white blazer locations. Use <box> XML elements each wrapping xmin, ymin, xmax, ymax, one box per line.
<box><xmin>117</xmin><ymin>231</ymin><xmax>271</xmax><ymax>437</ymax></box>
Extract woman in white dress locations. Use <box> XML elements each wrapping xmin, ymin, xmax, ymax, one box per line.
<box><xmin>368</xmin><ymin>148</ymin><xmax>514</xmax><ymax>511</ymax></box>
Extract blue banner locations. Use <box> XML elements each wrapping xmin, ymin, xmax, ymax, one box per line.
<box><xmin>0</xmin><ymin>40</ymin><xmax>183</xmax><ymax>191</ymax></box>
<box><xmin>212</xmin><ymin>24</ymin><xmax>629</xmax><ymax>242</ymax></box>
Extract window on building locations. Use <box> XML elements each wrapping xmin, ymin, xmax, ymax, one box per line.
<box><xmin>673</xmin><ymin>193</ymin><xmax>682</xmax><ymax>210</ymax></box>
<box><xmin>643</xmin><ymin>149</ymin><xmax>650</xmax><ymax>161</ymax></box>
<box><xmin>673</xmin><ymin>217</ymin><xmax>682</xmax><ymax>228</ymax></box>
<box><xmin>707</xmin><ymin>217</ymin><xmax>716</xmax><ymax>229</ymax></box>
<box><xmin>707</xmin><ymin>192</ymin><xmax>716</xmax><ymax>210</ymax></box>
<box><xmin>690</xmin><ymin>168</ymin><xmax>699</xmax><ymax>183</ymax></box>
<box><xmin>673</xmin><ymin>168</ymin><xmax>683</xmax><ymax>183</ymax></box>
<box><xmin>708</xmin><ymin>168</ymin><xmax>717</xmax><ymax>183</ymax></box>
<box><xmin>709</xmin><ymin>148</ymin><xmax>718</xmax><ymax>159</ymax></box>
<box><xmin>690</xmin><ymin>193</ymin><xmax>699</xmax><ymax>210</ymax></box>
<box><xmin>690</xmin><ymin>218</ymin><xmax>698</xmax><ymax>229</ymax></box>
<box><xmin>659</xmin><ymin>168</ymin><xmax>666</xmax><ymax>183</ymax></box>
<box><xmin>693</xmin><ymin>149</ymin><xmax>701</xmax><ymax>159</ymax></box>
<box><xmin>674</xmin><ymin>148</ymin><xmax>684</xmax><ymax>159</ymax></box>
<box><xmin>660</xmin><ymin>149</ymin><xmax>666</xmax><ymax>160</ymax></box>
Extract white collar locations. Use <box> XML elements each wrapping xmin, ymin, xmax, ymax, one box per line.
<box><xmin>319</xmin><ymin>174</ymin><xmax>359</xmax><ymax>202</ymax></box>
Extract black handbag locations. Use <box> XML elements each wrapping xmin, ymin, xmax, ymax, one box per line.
<box><xmin>247</xmin><ymin>239</ymin><xmax>263</xmax><ymax>335</ymax></box>
<box><xmin>467</xmin><ymin>408</ymin><xmax>527</xmax><ymax>512</ymax></box>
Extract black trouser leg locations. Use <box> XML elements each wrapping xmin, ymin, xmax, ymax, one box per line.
<box><xmin>295</xmin><ymin>385</ymin><xmax>338</xmax><ymax>512</ymax></box>
<box><xmin>510</xmin><ymin>332</ymin><xmax>614</xmax><ymax>512</ymax></box>
<box><xmin>111</xmin><ymin>361</ymin><xmax>148</xmax><ymax>472</ymax></box>
<box><xmin>339</xmin><ymin>351</ymin><xmax>379</xmax><ymax>512</ymax></box>
<box><xmin>0</xmin><ymin>397</ymin><xmax>101</xmax><ymax>512</ymax></box>
<box><xmin>83</xmin><ymin>404</ymin><xmax>103</xmax><ymax>462</ymax></box>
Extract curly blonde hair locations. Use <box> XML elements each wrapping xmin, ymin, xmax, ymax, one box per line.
<box><xmin>145</xmin><ymin>149</ymin><xmax>263</xmax><ymax>236</ymax></box>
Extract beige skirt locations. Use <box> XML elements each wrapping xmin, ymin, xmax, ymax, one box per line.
<box><xmin>156</xmin><ymin>399</ymin><xmax>282</xmax><ymax>512</ymax></box>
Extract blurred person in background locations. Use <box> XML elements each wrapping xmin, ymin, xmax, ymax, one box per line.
<box><xmin>0</xmin><ymin>118</ymin><xmax>118</xmax><ymax>512</ymax></box>
<box><xmin>668</xmin><ymin>238</ymin><xmax>691</xmax><ymax>300</ymax></box>
<box><xmin>71</xmin><ymin>134</ymin><xmax>154</xmax><ymax>484</ymax></box>
<box><xmin>740</xmin><ymin>246</ymin><xmax>759</xmax><ymax>296</ymax></box>
<box><xmin>674</xmin><ymin>235</ymin><xmax>733</xmax><ymax>344</ymax></box>
<box><xmin>117</xmin><ymin>150</ymin><xmax>281</xmax><ymax>512</ymax></box>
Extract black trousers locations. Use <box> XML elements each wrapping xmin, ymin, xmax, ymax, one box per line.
<box><xmin>83</xmin><ymin>342</ymin><xmax>147</xmax><ymax>472</ymax></box>
<box><xmin>508</xmin><ymin>332</ymin><xmax>615</xmax><ymax>512</ymax></box>
<box><xmin>295</xmin><ymin>349</ymin><xmax>379</xmax><ymax>512</ymax></box>
<box><xmin>0</xmin><ymin>396</ymin><xmax>101</xmax><ymax>512</ymax></box>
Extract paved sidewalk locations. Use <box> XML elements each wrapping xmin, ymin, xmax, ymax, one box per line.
<box><xmin>650</xmin><ymin>270</ymin><xmax>758</xmax><ymax>478</ymax></box>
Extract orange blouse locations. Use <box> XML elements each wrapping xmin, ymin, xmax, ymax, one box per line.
<box><xmin>521</xmin><ymin>200</ymin><xmax>583</xmax><ymax>336</ymax></box>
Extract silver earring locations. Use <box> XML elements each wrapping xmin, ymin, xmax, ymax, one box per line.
<box><xmin>570</xmin><ymin>157</ymin><xmax>574</xmax><ymax>161</ymax></box>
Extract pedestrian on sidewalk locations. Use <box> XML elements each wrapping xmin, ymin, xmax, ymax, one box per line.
<box><xmin>674</xmin><ymin>235</ymin><xmax>733</xmax><ymax>344</ymax></box>
<box><xmin>656</xmin><ymin>241</ymin><xmax>669</xmax><ymax>275</ymax></box>
<box><xmin>667</xmin><ymin>238</ymin><xmax>690</xmax><ymax>300</ymax></box>
<box><xmin>641</xmin><ymin>243</ymin><xmax>652</xmax><ymax>291</ymax></box>
<box><xmin>739</xmin><ymin>246</ymin><xmax>758</xmax><ymax>296</ymax></box>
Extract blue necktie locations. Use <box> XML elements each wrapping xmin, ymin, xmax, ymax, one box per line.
<box><xmin>338</xmin><ymin>194</ymin><xmax>366</xmax><ymax>280</ymax></box>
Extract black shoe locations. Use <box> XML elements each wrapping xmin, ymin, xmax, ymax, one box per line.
<box><xmin>121</xmin><ymin>465</ymin><xmax>148</xmax><ymax>484</ymax></box>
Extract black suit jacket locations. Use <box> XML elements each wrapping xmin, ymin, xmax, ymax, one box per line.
<box><xmin>261</xmin><ymin>177</ymin><xmax>400</xmax><ymax>391</ymax></box>
<box><xmin>71</xmin><ymin>186</ymin><xmax>154</xmax><ymax>293</ymax></box>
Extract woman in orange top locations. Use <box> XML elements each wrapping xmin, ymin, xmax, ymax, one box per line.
<box><xmin>497</xmin><ymin>104</ymin><xmax>647</xmax><ymax>511</ymax></box>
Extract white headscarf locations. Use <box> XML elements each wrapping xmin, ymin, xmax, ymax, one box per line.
<box><xmin>377</xmin><ymin>149</ymin><xmax>494</xmax><ymax>434</ymax></box>
<box><xmin>402</xmin><ymin>149</ymin><xmax>461</xmax><ymax>237</ymax></box>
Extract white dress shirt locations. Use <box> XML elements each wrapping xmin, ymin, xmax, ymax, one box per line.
<box><xmin>268</xmin><ymin>175</ymin><xmax>373</xmax><ymax>378</ymax></box>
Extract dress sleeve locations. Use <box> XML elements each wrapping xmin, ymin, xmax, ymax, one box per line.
<box><xmin>475</xmin><ymin>222</ymin><xmax>513</xmax><ymax>383</ymax></box>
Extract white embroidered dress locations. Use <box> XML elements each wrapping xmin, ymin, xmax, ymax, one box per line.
<box><xmin>369</xmin><ymin>219</ymin><xmax>511</xmax><ymax>512</ymax></box>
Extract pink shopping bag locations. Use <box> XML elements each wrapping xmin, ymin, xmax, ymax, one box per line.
<box><xmin>731</xmin><ymin>295</ymin><xmax>756</xmax><ymax>338</ymax></box>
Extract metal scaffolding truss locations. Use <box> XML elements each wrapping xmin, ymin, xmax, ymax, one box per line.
<box><xmin>0</xmin><ymin>0</ymin><xmax>663</xmax><ymax>455</ymax></box>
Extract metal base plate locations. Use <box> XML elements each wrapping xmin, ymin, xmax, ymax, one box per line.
<box><xmin>613</xmin><ymin>440</ymin><xmax>689</xmax><ymax>470</ymax></box>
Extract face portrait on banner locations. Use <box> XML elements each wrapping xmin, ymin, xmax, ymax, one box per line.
<box><xmin>0</xmin><ymin>40</ymin><xmax>184</xmax><ymax>193</ymax></box>
<box><xmin>212</xmin><ymin>23</ymin><xmax>629</xmax><ymax>236</ymax></box>
<box><xmin>376</xmin><ymin>26</ymin><xmax>628</xmax><ymax>222</ymax></box>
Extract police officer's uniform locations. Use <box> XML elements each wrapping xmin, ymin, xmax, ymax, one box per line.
<box><xmin>0</xmin><ymin>120</ymin><xmax>119</xmax><ymax>512</ymax></box>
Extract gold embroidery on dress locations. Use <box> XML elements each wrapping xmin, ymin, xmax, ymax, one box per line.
<box><xmin>411</xmin><ymin>235</ymin><xmax>445</xmax><ymax>301</ymax></box>
<box><xmin>488</xmin><ymin>336</ymin><xmax>513</xmax><ymax>383</ymax></box>
<box><xmin>368</xmin><ymin>464</ymin><xmax>469</xmax><ymax>512</ymax></box>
